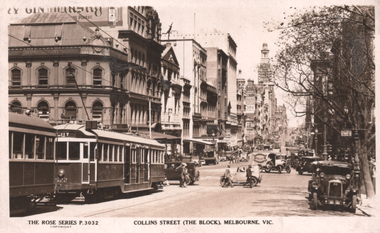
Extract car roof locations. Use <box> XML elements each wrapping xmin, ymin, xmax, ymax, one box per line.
<box><xmin>316</xmin><ymin>160</ymin><xmax>353</xmax><ymax>168</ymax></box>
<box><xmin>301</xmin><ymin>156</ymin><xmax>321</xmax><ymax>159</ymax></box>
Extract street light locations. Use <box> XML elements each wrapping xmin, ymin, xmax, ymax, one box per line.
<box><xmin>314</xmin><ymin>128</ymin><xmax>318</xmax><ymax>155</ymax></box>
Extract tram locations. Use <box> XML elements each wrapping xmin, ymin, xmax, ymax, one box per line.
<box><xmin>9</xmin><ymin>113</ymin><xmax>56</xmax><ymax>215</ymax></box>
<box><xmin>54</xmin><ymin>122</ymin><xmax>166</xmax><ymax>202</ymax></box>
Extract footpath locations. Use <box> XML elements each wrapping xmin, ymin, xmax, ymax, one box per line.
<box><xmin>357</xmin><ymin>194</ymin><xmax>377</xmax><ymax>216</ymax></box>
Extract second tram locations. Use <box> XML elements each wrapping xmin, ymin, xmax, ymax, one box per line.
<box><xmin>54</xmin><ymin>123</ymin><xmax>166</xmax><ymax>202</ymax></box>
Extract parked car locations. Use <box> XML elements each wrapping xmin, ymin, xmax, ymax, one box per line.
<box><xmin>164</xmin><ymin>161</ymin><xmax>200</xmax><ymax>185</ymax></box>
<box><xmin>203</xmin><ymin>150</ymin><xmax>219</xmax><ymax>165</ymax></box>
<box><xmin>296</xmin><ymin>156</ymin><xmax>322</xmax><ymax>175</ymax></box>
<box><xmin>307</xmin><ymin>160</ymin><xmax>359</xmax><ymax>213</ymax></box>
<box><xmin>220</xmin><ymin>165</ymin><xmax>262</xmax><ymax>188</ymax></box>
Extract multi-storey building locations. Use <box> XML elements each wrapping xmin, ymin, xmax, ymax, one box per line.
<box><xmin>160</xmin><ymin>37</ymin><xmax>214</xmax><ymax>156</ymax></box>
<box><xmin>8</xmin><ymin>7</ymin><xmax>165</xmax><ymax>135</ymax></box>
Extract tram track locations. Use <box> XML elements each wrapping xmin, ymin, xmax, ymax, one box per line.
<box><xmin>82</xmin><ymin>185</ymin><xmax>215</xmax><ymax>217</ymax></box>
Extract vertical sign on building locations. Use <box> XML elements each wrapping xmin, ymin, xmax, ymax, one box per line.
<box><xmin>109</xmin><ymin>7</ymin><xmax>118</xmax><ymax>25</ymax></box>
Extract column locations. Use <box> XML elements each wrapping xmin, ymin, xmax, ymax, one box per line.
<box><xmin>81</xmin><ymin>60</ymin><xmax>87</xmax><ymax>86</ymax></box>
<box><xmin>26</xmin><ymin>94</ymin><xmax>32</xmax><ymax>109</ymax></box>
<box><xmin>26</xmin><ymin>62</ymin><xmax>32</xmax><ymax>87</ymax></box>
<box><xmin>82</xmin><ymin>93</ymin><xmax>87</xmax><ymax>120</ymax></box>
<box><xmin>53</xmin><ymin>61</ymin><xmax>59</xmax><ymax>87</ymax></box>
<box><xmin>54</xmin><ymin>94</ymin><xmax>59</xmax><ymax>123</ymax></box>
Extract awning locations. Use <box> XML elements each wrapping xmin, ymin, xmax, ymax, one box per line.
<box><xmin>183</xmin><ymin>138</ymin><xmax>214</xmax><ymax>145</ymax></box>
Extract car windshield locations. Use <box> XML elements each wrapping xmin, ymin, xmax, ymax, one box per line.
<box><xmin>320</xmin><ymin>166</ymin><xmax>351</xmax><ymax>176</ymax></box>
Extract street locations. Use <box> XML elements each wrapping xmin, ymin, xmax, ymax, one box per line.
<box><xmin>27</xmin><ymin>156</ymin><xmax>366</xmax><ymax>218</ymax></box>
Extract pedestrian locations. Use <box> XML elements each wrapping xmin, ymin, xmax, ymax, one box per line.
<box><xmin>175</xmin><ymin>163</ymin><xmax>188</xmax><ymax>188</ymax></box>
<box><xmin>244</xmin><ymin>165</ymin><xmax>252</xmax><ymax>187</ymax></box>
<box><xmin>223</xmin><ymin>165</ymin><xmax>233</xmax><ymax>188</ymax></box>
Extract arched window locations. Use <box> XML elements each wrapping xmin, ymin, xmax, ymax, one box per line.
<box><xmin>37</xmin><ymin>101</ymin><xmax>49</xmax><ymax>120</ymax></box>
<box><xmin>92</xmin><ymin>102</ymin><xmax>103</xmax><ymax>122</ymax></box>
<box><xmin>93</xmin><ymin>68</ymin><xmax>102</xmax><ymax>87</ymax></box>
<box><xmin>65</xmin><ymin>67</ymin><xmax>76</xmax><ymax>86</ymax></box>
<box><xmin>65</xmin><ymin>101</ymin><xmax>76</xmax><ymax>119</ymax></box>
<box><xmin>11</xmin><ymin>69</ymin><xmax>21</xmax><ymax>87</ymax></box>
<box><xmin>10</xmin><ymin>101</ymin><xmax>22</xmax><ymax>114</ymax></box>
<box><xmin>38</xmin><ymin>68</ymin><xmax>48</xmax><ymax>86</ymax></box>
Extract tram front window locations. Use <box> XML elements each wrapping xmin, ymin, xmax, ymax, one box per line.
<box><xmin>46</xmin><ymin>137</ymin><xmax>54</xmax><ymax>160</ymax></box>
<box><xmin>57</xmin><ymin>142</ymin><xmax>67</xmax><ymax>160</ymax></box>
<box><xmin>69</xmin><ymin>142</ymin><xmax>80</xmax><ymax>160</ymax></box>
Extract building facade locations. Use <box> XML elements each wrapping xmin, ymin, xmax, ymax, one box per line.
<box><xmin>8</xmin><ymin>7</ymin><xmax>165</xmax><ymax>134</ymax></box>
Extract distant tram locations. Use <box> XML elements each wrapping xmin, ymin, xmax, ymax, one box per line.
<box><xmin>9</xmin><ymin>113</ymin><xmax>56</xmax><ymax>215</ymax></box>
<box><xmin>54</xmin><ymin>123</ymin><xmax>166</xmax><ymax>202</ymax></box>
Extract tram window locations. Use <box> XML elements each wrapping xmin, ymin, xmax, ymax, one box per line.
<box><xmin>25</xmin><ymin>133</ymin><xmax>35</xmax><ymax>159</ymax></box>
<box><xmin>69</xmin><ymin>142</ymin><xmax>80</xmax><ymax>160</ymax></box>
<box><xmin>36</xmin><ymin>135</ymin><xmax>45</xmax><ymax>159</ymax></box>
<box><xmin>103</xmin><ymin>144</ymin><xmax>108</xmax><ymax>161</ymax></box>
<box><xmin>110</xmin><ymin>145</ymin><xmax>114</xmax><ymax>162</ymax></box>
<box><xmin>46</xmin><ymin>137</ymin><xmax>54</xmax><ymax>160</ymax></box>
<box><xmin>9</xmin><ymin>132</ymin><xmax>12</xmax><ymax>159</ymax></box>
<box><xmin>13</xmin><ymin>132</ymin><xmax>23</xmax><ymax>159</ymax></box>
<box><xmin>84</xmin><ymin>143</ymin><xmax>88</xmax><ymax>159</ymax></box>
<box><xmin>119</xmin><ymin>146</ymin><xmax>123</xmax><ymax>162</ymax></box>
<box><xmin>57</xmin><ymin>142</ymin><xmax>67</xmax><ymax>160</ymax></box>
<box><xmin>90</xmin><ymin>143</ymin><xmax>95</xmax><ymax>161</ymax></box>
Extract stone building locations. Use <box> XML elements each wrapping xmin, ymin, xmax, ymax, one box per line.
<box><xmin>8</xmin><ymin>7</ymin><xmax>164</xmax><ymax>134</ymax></box>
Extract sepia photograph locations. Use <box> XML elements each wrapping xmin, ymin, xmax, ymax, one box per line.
<box><xmin>1</xmin><ymin>0</ymin><xmax>378</xmax><ymax>232</ymax></box>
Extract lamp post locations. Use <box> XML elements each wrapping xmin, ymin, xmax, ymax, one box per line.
<box><xmin>314</xmin><ymin>129</ymin><xmax>318</xmax><ymax>155</ymax></box>
<box><xmin>353</xmin><ymin>129</ymin><xmax>360</xmax><ymax>190</ymax></box>
<box><xmin>322</xmin><ymin>116</ymin><xmax>328</xmax><ymax>161</ymax></box>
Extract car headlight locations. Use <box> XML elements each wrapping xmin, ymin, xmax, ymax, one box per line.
<box><xmin>346</xmin><ymin>174</ymin><xmax>351</xmax><ymax>180</ymax></box>
<box><xmin>320</xmin><ymin>172</ymin><xmax>325</xmax><ymax>178</ymax></box>
<box><xmin>58</xmin><ymin>169</ymin><xmax>65</xmax><ymax>178</ymax></box>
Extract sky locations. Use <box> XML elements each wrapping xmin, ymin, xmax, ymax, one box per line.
<box><xmin>3</xmin><ymin>0</ymin><xmax>376</xmax><ymax>128</ymax></box>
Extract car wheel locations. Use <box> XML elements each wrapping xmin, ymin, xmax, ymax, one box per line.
<box><xmin>185</xmin><ymin>176</ymin><xmax>191</xmax><ymax>185</ymax></box>
<box><xmin>298</xmin><ymin>170</ymin><xmax>303</xmax><ymax>175</ymax></box>
<box><xmin>351</xmin><ymin>195</ymin><xmax>357</xmax><ymax>213</ymax></box>
<box><xmin>286</xmin><ymin>166</ymin><xmax>291</xmax><ymax>173</ymax></box>
<box><xmin>251</xmin><ymin>177</ymin><xmax>258</xmax><ymax>187</ymax></box>
<box><xmin>313</xmin><ymin>192</ymin><xmax>318</xmax><ymax>210</ymax></box>
<box><xmin>220</xmin><ymin>177</ymin><xmax>225</xmax><ymax>186</ymax></box>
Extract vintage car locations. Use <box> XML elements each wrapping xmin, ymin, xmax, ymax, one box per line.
<box><xmin>251</xmin><ymin>153</ymin><xmax>290</xmax><ymax>173</ymax></box>
<box><xmin>203</xmin><ymin>150</ymin><xmax>219</xmax><ymax>165</ymax></box>
<box><xmin>220</xmin><ymin>165</ymin><xmax>262</xmax><ymax>188</ymax></box>
<box><xmin>296</xmin><ymin>156</ymin><xmax>321</xmax><ymax>174</ymax></box>
<box><xmin>307</xmin><ymin>161</ymin><xmax>359</xmax><ymax>213</ymax></box>
<box><xmin>164</xmin><ymin>161</ymin><xmax>200</xmax><ymax>185</ymax></box>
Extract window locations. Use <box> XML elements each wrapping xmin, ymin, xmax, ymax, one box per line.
<box><xmin>103</xmin><ymin>144</ymin><xmax>108</xmax><ymax>161</ymax></box>
<box><xmin>69</xmin><ymin>142</ymin><xmax>80</xmax><ymax>160</ymax></box>
<box><xmin>66</xmin><ymin>67</ymin><xmax>76</xmax><ymax>86</ymax></box>
<box><xmin>36</xmin><ymin>135</ymin><xmax>45</xmax><ymax>159</ymax></box>
<box><xmin>90</xmin><ymin>142</ymin><xmax>96</xmax><ymax>161</ymax></box>
<box><xmin>65</xmin><ymin>101</ymin><xmax>76</xmax><ymax>119</ymax></box>
<box><xmin>92</xmin><ymin>102</ymin><xmax>103</xmax><ymax>122</ymax></box>
<box><xmin>11</xmin><ymin>69</ymin><xmax>21</xmax><ymax>87</ymax></box>
<box><xmin>12</xmin><ymin>132</ymin><xmax>23</xmax><ymax>159</ymax></box>
<box><xmin>57</xmin><ymin>142</ymin><xmax>67</xmax><ymax>160</ymax></box>
<box><xmin>25</xmin><ymin>134</ymin><xmax>35</xmax><ymax>159</ymax></box>
<box><xmin>93</xmin><ymin>68</ymin><xmax>102</xmax><ymax>86</ymax></box>
<box><xmin>37</xmin><ymin>101</ymin><xmax>49</xmax><ymax>120</ymax></box>
<box><xmin>10</xmin><ymin>101</ymin><xmax>22</xmax><ymax>114</ymax></box>
<box><xmin>38</xmin><ymin>68</ymin><xmax>48</xmax><ymax>86</ymax></box>
<box><xmin>46</xmin><ymin>137</ymin><xmax>54</xmax><ymax>160</ymax></box>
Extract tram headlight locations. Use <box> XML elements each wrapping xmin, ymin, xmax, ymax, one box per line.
<box><xmin>58</xmin><ymin>169</ymin><xmax>65</xmax><ymax>178</ymax></box>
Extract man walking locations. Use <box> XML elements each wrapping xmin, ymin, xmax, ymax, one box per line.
<box><xmin>176</xmin><ymin>163</ymin><xmax>188</xmax><ymax>188</ymax></box>
<box><xmin>244</xmin><ymin>165</ymin><xmax>252</xmax><ymax>187</ymax></box>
